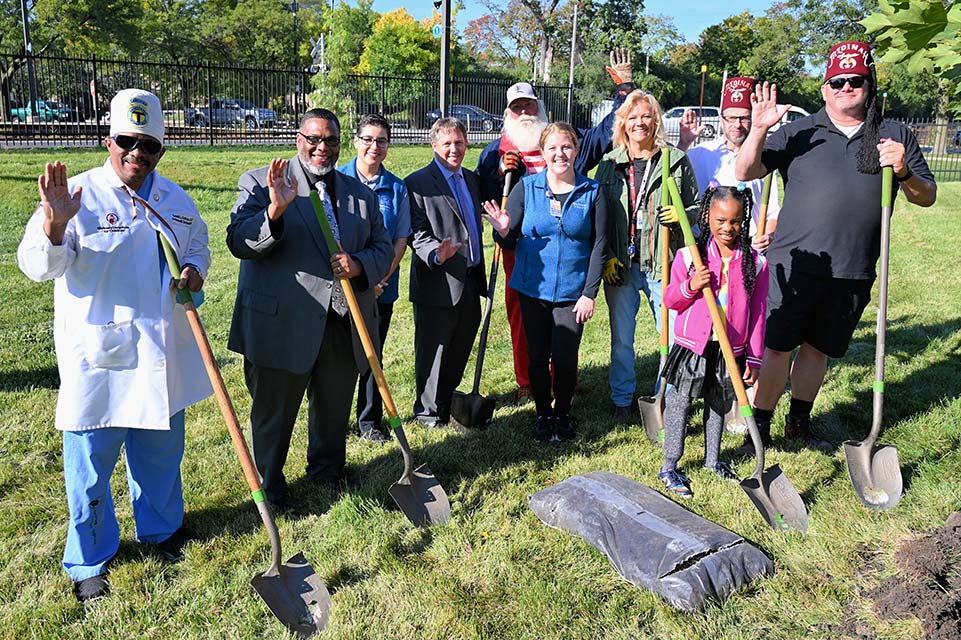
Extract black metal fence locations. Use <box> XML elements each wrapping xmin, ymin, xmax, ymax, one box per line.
<box><xmin>2</xmin><ymin>53</ymin><xmax>959</xmax><ymax>181</ymax></box>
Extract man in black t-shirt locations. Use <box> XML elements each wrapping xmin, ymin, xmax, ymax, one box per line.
<box><xmin>735</xmin><ymin>41</ymin><xmax>936</xmax><ymax>449</ymax></box>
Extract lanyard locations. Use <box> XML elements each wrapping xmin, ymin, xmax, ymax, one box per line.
<box><xmin>627</xmin><ymin>157</ymin><xmax>652</xmax><ymax>257</ymax></box>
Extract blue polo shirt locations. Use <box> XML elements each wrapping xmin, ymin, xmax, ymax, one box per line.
<box><xmin>337</xmin><ymin>159</ymin><xmax>411</xmax><ymax>303</ymax></box>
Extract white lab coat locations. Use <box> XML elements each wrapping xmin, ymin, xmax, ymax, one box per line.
<box><xmin>17</xmin><ymin>162</ymin><xmax>213</xmax><ymax>431</ymax></box>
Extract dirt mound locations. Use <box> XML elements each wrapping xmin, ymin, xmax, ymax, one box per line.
<box><xmin>867</xmin><ymin>512</ymin><xmax>961</xmax><ymax>639</ymax></box>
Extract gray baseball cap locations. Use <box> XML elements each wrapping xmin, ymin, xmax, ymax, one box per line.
<box><xmin>506</xmin><ymin>82</ymin><xmax>538</xmax><ymax>106</ymax></box>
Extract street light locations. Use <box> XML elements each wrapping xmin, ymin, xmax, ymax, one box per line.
<box><xmin>285</xmin><ymin>1</ymin><xmax>300</xmax><ymax>66</ymax></box>
<box><xmin>20</xmin><ymin>0</ymin><xmax>39</xmax><ymax>123</ymax></box>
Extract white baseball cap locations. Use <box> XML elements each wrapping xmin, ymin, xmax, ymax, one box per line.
<box><xmin>506</xmin><ymin>82</ymin><xmax>538</xmax><ymax>106</ymax></box>
<box><xmin>109</xmin><ymin>89</ymin><xmax>164</xmax><ymax>145</ymax></box>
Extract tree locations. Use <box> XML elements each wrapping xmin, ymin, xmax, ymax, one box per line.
<box><xmin>698</xmin><ymin>11</ymin><xmax>757</xmax><ymax>76</ymax></box>
<box><xmin>355</xmin><ymin>9</ymin><xmax>437</xmax><ymax>76</ymax></box>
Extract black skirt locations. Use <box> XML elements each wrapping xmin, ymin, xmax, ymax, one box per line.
<box><xmin>662</xmin><ymin>341</ymin><xmax>744</xmax><ymax>401</ymax></box>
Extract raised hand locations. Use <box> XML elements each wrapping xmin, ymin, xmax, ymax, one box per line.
<box><xmin>677</xmin><ymin>109</ymin><xmax>705</xmax><ymax>151</ymax></box>
<box><xmin>266</xmin><ymin>158</ymin><xmax>297</xmax><ymax>220</ymax></box>
<box><xmin>482</xmin><ymin>199</ymin><xmax>511</xmax><ymax>237</ymax></box>
<box><xmin>750</xmin><ymin>81</ymin><xmax>791</xmax><ymax>132</ymax></box>
<box><xmin>435</xmin><ymin>237</ymin><xmax>462</xmax><ymax>264</ymax></box>
<box><xmin>38</xmin><ymin>161</ymin><xmax>82</xmax><ymax>244</ymax></box>
<box><xmin>605</xmin><ymin>48</ymin><xmax>633</xmax><ymax>85</ymax></box>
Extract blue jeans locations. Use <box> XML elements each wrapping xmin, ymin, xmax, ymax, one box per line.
<box><xmin>62</xmin><ymin>411</ymin><xmax>185</xmax><ymax>581</ymax></box>
<box><xmin>605</xmin><ymin>262</ymin><xmax>676</xmax><ymax>407</ymax></box>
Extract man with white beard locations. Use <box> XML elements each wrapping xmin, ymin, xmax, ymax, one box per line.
<box><xmin>476</xmin><ymin>49</ymin><xmax>635</xmax><ymax>401</ymax></box>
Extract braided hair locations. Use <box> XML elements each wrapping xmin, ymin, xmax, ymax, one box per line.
<box><xmin>855</xmin><ymin>52</ymin><xmax>882</xmax><ymax>175</ymax></box>
<box><xmin>696</xmin><ymin>185</ymin><xmax>757</xmax><ymax>296</ymax></box>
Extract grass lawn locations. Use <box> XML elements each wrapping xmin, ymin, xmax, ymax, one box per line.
<box><xmin>1</xmin><ymin>145</ymin><xmax>959</xmax><ymax>639</ymax></box>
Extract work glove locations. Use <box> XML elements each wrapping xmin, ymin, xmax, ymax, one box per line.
<box><xmin>499</xmin><ymin>150</ymin><xmax>527</xmax><ymax>185</ymax></box>
<box><xmin>602</xmin><ymin>256</ymin><xmax>625</xmax><ymax>285</ymax></box>
<box><xmin>605</xmin><ymin>48</ymin><xmax>633</xmax><ymax>85</ymax></box>
<box><xmin>656</xmin><ymin>205</ymin><xmax>681</xmax><ymax>230</ymax></box>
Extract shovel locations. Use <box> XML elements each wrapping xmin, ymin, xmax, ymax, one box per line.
<box><xmin>309</xmin><ymin>190</ymin><xmax>451</xmax><ymax>528</ymax></box>
<box><xmin>150</xmin><ymin>220</ymin><xmax>329</xmax><ymax>638</ymax></box>
<box><xmin>662</xmin><ymin>175</ymin><xmax>808</xmax><ymax>533</ymax></box>
<box><xmin>451</xmin><ymin>172</ymin><xmax>516</xmax><ymax>430</ymax></box>
<box><xmin>844</xmin><ymin>166</ymin><xmax>903</xmax><ymax>510</ymax></box>
<box><xmin>638</xmin><ymin>149</ymin><xmax>673</xmax><ymax>445</ymax></box>
<box><xmin>723</xmin><ymin>172</ymin><xmax>775</xmax><ymax>435</ymax></box>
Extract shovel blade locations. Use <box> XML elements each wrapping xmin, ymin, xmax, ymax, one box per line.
<box><xmin>389</xmin><ymin>464</ymin><xmax>451</xmax><ymax>527</ymax></box>
<box><xmin>844</xmin><ymin>440</ymin><xmax>903</xmax><ymax>510</ymax></box>
<box><xmin>740</xmin><ymin>465</ymin><xmax>808</xmax><ymax>533</ymax></box>
<box><xmin>250</xmin><ymin>552</ymin><xmax>331</xmax><ymax>638</ymax></box>
<box><xmin>637</xmin><ymin>395</ymin><xmax>664</xmax><ymax>445</ymax></box>
<box><xmin>723</xmin><ymin>401</ymin><xmax>748</xmax><ymax>435</ymax></box>
<box><xmin>450</xmin><ymin>391</ymin><xmax>495</xmax><ymax>431</ymax></box>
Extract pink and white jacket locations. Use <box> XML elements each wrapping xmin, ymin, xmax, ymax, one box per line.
<box><xmin>663</xmin><ymin>240</ymin><xmax>769</xmax><ymax>369</ymax></box>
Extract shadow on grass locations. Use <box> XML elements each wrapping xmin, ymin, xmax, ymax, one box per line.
<box><xmin>0</xmin><ymin>366</ymin><xmax>59</xmax><ymax>391</ymax></box>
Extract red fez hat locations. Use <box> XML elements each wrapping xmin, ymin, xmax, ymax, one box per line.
<box><xmin>721</xmin><ymin>77</ymin><xmax>755</xmax><ymax>112</ymax></box>
<box><xmin>825</xmin><ymin>41</ymin><xmax>873</xmax><ymax>80</ymax></box>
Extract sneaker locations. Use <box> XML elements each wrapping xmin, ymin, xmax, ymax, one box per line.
<box><xmin>658</xmin><ymin>469</ymin><xmax>693</xmax><ymax>499</ymax></box>
<box><xmin>360</xmin><ymin>428</ymin><xmax>390</xmax><ymax>444</ymax></box>
<box><xmin>554</xmin><ymin>414</ymin><xmax>576</xmax><ymax>441</ymax></box>
<box><xmin>705</xmin><ymin>461</ymin><xmax>740</xmax><ymax>482</ymax></box>
<box><xmin>74</xmin><ymin>574</ymin><xmax>109</xmax><ymax>603</ymax></box>
<box><xmin>612</xmin><ymin>405</ymin><xmax>633</xmax><ymax>424</ymax></box>
<box><xmin>156</xmin><ymin>526</ymin><xmax>192</xmax><ymax>562</ymax></box>
<box><xmin>784</xmin><ymin>414</ymin><xmax>831</xmax><ymax>450</ymax></box>
<box><xmin>533</xmin><ymin>415</ymin><xmax>554</xmax><ymax>442</ymax></box>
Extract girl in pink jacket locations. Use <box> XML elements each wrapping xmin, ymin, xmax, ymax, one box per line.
<box><xmin>657</xmin><ymin>185</ymin><xmax>769</xmax><ymax>498</ymax></box>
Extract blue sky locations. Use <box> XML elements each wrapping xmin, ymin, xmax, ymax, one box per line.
<box><xmin>369</xmin><ymin>0</ymin><xmax>776</xmax><ymax>43</ymax></box>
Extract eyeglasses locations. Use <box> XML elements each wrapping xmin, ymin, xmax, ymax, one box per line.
<box><xmin>297</xmin><ymin>132</ymin><xmax>340</xmax><ymax>147</ymax></box>
<box><xmin>826</xmin><ymin>76</ymin><xmax>868</xmax><ymax>90</ymax></box>
<box><xmin>356</xmin><ymin>135</ymin><xmax>389</xmax><ymax>148</ymax></box>
<box><xmin>721</xmin><ymin>115</ymin><xmax>752</xmax><ymax>125</ymax></box>
<box><xmin>112</xmin><ymin>135</ymin><xmax>163</xmax><ymax>155</ymax></box>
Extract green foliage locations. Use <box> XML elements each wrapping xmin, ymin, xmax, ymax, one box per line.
<box><xmin>862</xmin><ymin>0</ymin><xmax>961</xmax><ymax>115</ymax></box>
<box><xmin>355</xmin><ymin>9</ymin><xmax>438</xmax><ymax>76</ymax></box>
<box><xmin>698</xmin><ymin>11</ymin><xmax>758</xmax><ymax>76</ymax></box>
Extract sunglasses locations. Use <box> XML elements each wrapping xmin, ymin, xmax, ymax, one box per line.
<box><xmin>112</xmin><ymin>135</ymin><xmax>163</xmax><ymax>154</ymax></box>
<box><xmin>298</xmin><ymin>132</ymin><xmax>340</xmax><ymax>147</ymax></box>
<box><xmin>826</xmin><ymin>76</ymin><xmax>868</xmax><ymax>90</ymax></box>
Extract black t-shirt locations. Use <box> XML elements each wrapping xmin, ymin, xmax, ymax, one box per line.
<box><xmin>762</xmin><ymin>108</ymin><xmax>933</xmax><ymax>280</ymax></box>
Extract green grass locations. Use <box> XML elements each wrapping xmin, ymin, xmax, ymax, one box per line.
<box><xmin>1</xmin><ymin>145</ymin><xmax>959</xmax><ymax>639</ymax></box>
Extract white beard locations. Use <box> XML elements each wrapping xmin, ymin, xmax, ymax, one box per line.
<box><xmin>304</xmin><ymin>162</ymin><xmax>334</xmax><ymax>177</ymax></box>
<box><xmin>504</xmin><ymin>114</ymin><xmax>548</xmax><ymax>152</ymax></box>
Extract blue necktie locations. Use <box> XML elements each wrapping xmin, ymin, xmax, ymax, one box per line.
<box><xmin>450</xmin><ymin>172</ymin><xmax>480</xmax><ymax>266</ymax></box>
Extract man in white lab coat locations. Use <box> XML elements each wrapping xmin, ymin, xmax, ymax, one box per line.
<box><xmin>17</xmin><ymin>89</ymin><xmax>212</xmax><ymax>603</ymax></box>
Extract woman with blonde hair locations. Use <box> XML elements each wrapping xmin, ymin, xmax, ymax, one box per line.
<box><xmin>596</xmin><ymin>90</ymin><xmax>701</xmax><ymax>423</ymax></box>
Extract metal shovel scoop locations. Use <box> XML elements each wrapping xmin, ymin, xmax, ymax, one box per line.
<box><xmin>844</xmin><ymin>166</ymin><xmax>903</xmax><ymax>510</ymax></box>
<box><xmin>451</xmin><ymin>173</ymin><xmax>516</xmax><ymax>431</ymax></box>
<box><xmin>153</xmin><ymin>221</ymin><xmax>330</xmax><ymax>637</ymax></box>
<box><xmin>662</xmin><ymin>173</ymin><xmax>807</xmax><ymax>533</ymax></box>
<box><xmin>310</xmin><ymin>191</ymin><xmax>451</xmax><ymax>527</ymax></box>
<box><xmin>638</xmin><ymin>150</ymin><xmax>673</xmax><ymax>445</ymax></box>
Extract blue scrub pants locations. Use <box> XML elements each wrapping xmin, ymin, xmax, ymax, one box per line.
<box><xmin>604</xmin><ymin>262</ymin><xmax>677</xmax><ymax>407</ymax></box>
<box><xmin>61</xmin><ymin>411</ymin><xmax>185</xmax><ymax>582</ymax></box>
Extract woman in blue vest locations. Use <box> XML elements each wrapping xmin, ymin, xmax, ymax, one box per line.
<box><xmin>337</xmin><ymin>114</ymin><xmax>411</xmax><ymax>443</ymax></box>
<box><xmin>483</xmin><ymin>122</ymin><xmax>609</xmax><ymax>442</ymax></box>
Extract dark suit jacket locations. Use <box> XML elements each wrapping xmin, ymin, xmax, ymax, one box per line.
<box><xmin>226</xmin><ymin>157</ymin><xmax>393</xmax><ymax>375</ymax></box>
<box><xmin>406</xmin><ymin>160</ymin><xmax>487</xmax><ymax>307</ymax></box>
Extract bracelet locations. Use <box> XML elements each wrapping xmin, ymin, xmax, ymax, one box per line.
<box><xmin>896</xmin><ymin>165</ymin><xmax>913</xmax><ymax>181</ymax></box>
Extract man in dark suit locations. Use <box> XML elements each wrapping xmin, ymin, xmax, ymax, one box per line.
<box><xmin>226</xmin><ymin>108</ymin><xmax>392</xmax><ymax>508</ymax></box>
<box><xmin>406</xmin><ymin>118</ymin><xmax>487</xmax><ymax>427</ymax></box>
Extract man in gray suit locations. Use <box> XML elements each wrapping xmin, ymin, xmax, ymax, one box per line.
<box><xmin>406</xmin><ymin>118</ymin><xmax>487</xmax><ymax>427</ymax></box>
<box><xmin>226</xmin><ymin>108</ymin><xmax>392</xmax><ymax>509</ymax></box>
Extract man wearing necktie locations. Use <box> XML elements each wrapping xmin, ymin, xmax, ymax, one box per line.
<box><xmin>406</xmin><ymin>118</ymin><xmax>488</xmax><ymax>427</ymax></box>
<box><xmin>226</xmin><ymin>108</ymin><xmax>393</xmax><ymax>510</ymax></box>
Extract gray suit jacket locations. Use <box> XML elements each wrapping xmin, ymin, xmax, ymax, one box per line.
<box><xmin>406</xmin><ymin>160</ymin><xmax>487</xmax><ymax>307</ymax></box>
<box><xmin>226</xmin><ymin>157</ymin><xmax>393</xmax><ymax>375</ymax></box>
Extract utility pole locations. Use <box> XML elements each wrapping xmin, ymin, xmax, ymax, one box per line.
<box><xmin>20</xmin><ymin>0</ymin><xmax>38</xmax><ymax>123</ymax></box>
<box><xmin>290</xmin><ymin>1</ymin><xmax>299</xmax><ymax>67</ymax></box>
<box><xmin>566</xmin><ymin>3</ymin><xmax>578</xmax><ymax>121</ymax></box>
<box><xmin>436</xmin><ymin>0</ymin><xmax>451</xmax><ymax>117</ymax></box>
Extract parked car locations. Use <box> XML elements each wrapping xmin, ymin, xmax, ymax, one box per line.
<box><xmin>952</xmin><ymin>129</ymin><xmax>961</xmax><ymax>147</ymax></box>
<box><xmin>663</xmin><ymin>106</ymin><xmax>720</xmax><ymax>140</ymax></box>
<box><xmin>10</xmin><ymin>99</ymin><xmax>74</xmax><ymax>123</ymax></box>
<box><xmin>425</xmin><ymin>105</ymin><xmax>503</xmax><ymax>132</ymax></box>
<box><xmin>186</xmin><ymin>98</ymin><xmax>277</xmax><ymax>128</ymax></box>
<box><xmin>768</xmin><ymin>105</ymin><xmax>810</xmax><ymax>133</ymax></box>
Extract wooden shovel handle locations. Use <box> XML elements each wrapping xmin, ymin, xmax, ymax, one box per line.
<box><xmin>659</xmin><ymin>150</ymin><xmax>671</xmax><ymax>352</ymax></box>
<box><xmin>754</xmin><ymin>173</ymin><xmax>773</xmax><ymax>242</ymax></box>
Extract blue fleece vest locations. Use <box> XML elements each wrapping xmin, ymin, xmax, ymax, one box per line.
<box><xmin>509</xmin><ymin>171</ymin><xmax>599</xmax><ymax>303</ymax></box>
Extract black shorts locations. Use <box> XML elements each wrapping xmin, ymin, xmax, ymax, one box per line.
<box><xmin>765</xmin><ymin>269</ymin><xmax>873</xmax><ymax>358</ymax></box>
